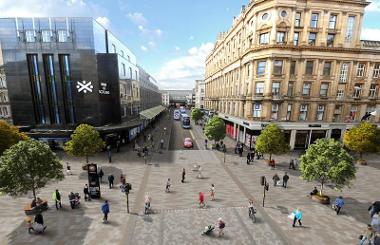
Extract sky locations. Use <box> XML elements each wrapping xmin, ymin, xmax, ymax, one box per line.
<box><xmin>1</xmin><ymin>0</ymin><xmax>380</xmax><ymax>90</ymax></box>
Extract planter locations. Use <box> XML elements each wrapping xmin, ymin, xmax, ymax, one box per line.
<box><xmin>357</xmin><ymin>159</ymin><xmax>367</xmax><ymax>165</ymax></box>
<box><xmin>311</xmin><ymin>194</ymin><xmax>330</xmax><ymax>205</ymax></box>
<box><xmin>82</xmin><ymin>164</ymin><xmax>89</xmax><ymax>170</ymax></box>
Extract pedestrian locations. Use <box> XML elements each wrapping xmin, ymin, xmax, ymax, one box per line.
<box><xmin>52</xmin><ymin>189</ymin><xmax>62</xmax><ymax>210</ymax></box>
<box><xmin>165</xmin><ymin>178</ymin><xmax>171</xmax><ymax>192</ymax></box>
<box><xmin>239</xmin><ymin>145</ymin><xmax>243</xmax><ymax>157</ymax></box>
<box><xmin>272</xmin><ymin>173</ymin><xmax>280</xmax><ymax>187</ymax></box>
<box><xmin>120</xmin><ymin>174</ymin><xmax>126</xmax><ymax>185</ymax></box>
<box><xmin>66</xmin><ymin>162</ymin><xmax>72</xmax><ymax>175</ymax></box>
<box><xmin>369</xmin><ymin>201</ymin><xmax>380</xmax><ymax>218</ymax></box>
<box><xmin>282</xmin><ymin>172</ymin><xmax>289</xmax><ymax>188</ymax></box>
<box><xmin>101</xmin><ymin>200</ymin><xmax>110</xmax><ymax>224</ymax></box>
<box><xmin>371</xmin><ymin>212</ymin><xmax>380</xmax><ymax>233</ymax></box>
<box><xmin>83</xmin><ymin>184</ymin><xmax>90</xmax><ymax>201</ymax></box>
<box><xmin>160</xmin><ymin>138</ymin><xmax>164</xmax><ymax>151</ymax></box>
<box><xmin>222</xmin><ymin>143</ymin><xmax>226</xmax><ymax>153</ymax></box>
<box><xmin>358</xmin><ymin>224</ymin><xmax>375</xmax><ymax>245</ymax></box>
<box><xmin>107</xmin><ymin>145</ymin><xmax>112</xmax><ymax>163</ymax></box>
<box><xmin>199</xmin><ymin>192</ymin><xmax>205</xmax><ymax>208</ymax></box>
<box><xmin>270</xmin><ymin>159</ymin><xmax>276</xmax><ymax>169</ymax></box>
<box><xmin>98</xmin><ymin>168</ymin><xmax>104</xmax><ymax>183</ymax></box>
<box><xmin>204</xmin><ymin>139</ymin><xmax>208</xmax><ymax>150</ymax></box>
<box><xmin>116</xmin><ymin>140</ymin><xmax>120</xmax><ymax>153</ymax></box>
<box><xmin>289</xmin><ymin>159</ymin><xmax>295</xmax><ymax>170</ymax></box>
<box><xmin>334</xmin><ymin>196</ymin><xmax>345</xmax><ymax>215</ymax></box>
<box><xmin>217</xmin><ymin>217</ymin><xmax>225</xmax><ymax>237</ymax></box>
<box><xmin>108</xmin><ymin>174</ymin><xmax>114</xmax><ymax>189</ymax></box>
<box><xmin>291</xmin><ymin>208</ymin><xmax>303</xmax><ymax>227</ymax></box>
<box><xmin>210</xmin><ymin>184</ymin><xmax>215</xmax><ymax>200</ymax></box>
<box><xmin>181</xmin><ymin>168</ymin><xmax>186</xmax><ymax>183</ymax></box>
<box><xmin>246</xmin><ymin>151</ymin><xmax>251</xmax><ymax>165</ymax></box>
<box><xmin>197</xmin><ymin>166</ymin><xmax>203</xmax><ymax>179</ymax></box>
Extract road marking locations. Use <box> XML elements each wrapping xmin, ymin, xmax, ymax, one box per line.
<box><xmin>189</xmin><ymin>129</ymin><xmax>199</xmax><ymax>149</ymax></box>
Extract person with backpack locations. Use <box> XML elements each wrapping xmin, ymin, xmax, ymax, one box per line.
<box><xmin>101</xmin><ymin>200</ymin><xmax>110</xmax><ymax>223</ymax></box>
<box><xmin>217</xmin><ymin>217</ymin><xmax>225</xmax><ymax>237</ymax></box>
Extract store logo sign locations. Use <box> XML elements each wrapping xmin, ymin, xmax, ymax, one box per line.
<box><xmin>76</xmin><ymin>81</ymin><xmax>93</xmax><ymax>94</ymax></box>
<box><xmin>99</xmin><ymin>82</ymin><xmax>110</xmax><ymax>95</ymax></box>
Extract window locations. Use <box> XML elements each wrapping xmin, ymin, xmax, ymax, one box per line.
<box><xmin>350</xmin><ymin>105</ymin><xmax>358</xmax><ymax>120</ymax></box>
<box><xmin>129</xmin><ymin>67</ymin><xmax>133</xmax><ymax>79</ymax></box>
<box><xmin>323</xmin><ymin>62</ymin><xmax>332</xmax><ymax>76</ymax></box>
<box><xmin>373</xmin><ymin>64</ymin><xmax>380</xmax><ymax>78</ymax></box>
<box><xmin>290</xmin><ymin>61</ymin><xmax>296</xmax><ymax>75</ymax></box>
<box><xmin>41</xmin><ymin>30</ymin><xmax>51</xmax><ymax>42</ymax></box>
<box><xmin>253</xmin><ymin>103</ymin><xmax>262</xmax><ymax>117</ymax></box>
<box><xmin>120</xmin><ymin>50</ymin><xmax>124</xmax><ymax>57</ymax></box>
<box><xmin>316</xmin><ymin>105</ymin><xmax>325</xmax><ymax>121</ymax></box>
<box><xmin>262</xmin><ymin>13</ymin><xmax>269</xmax><ymax>21</ymax></box>
<box><xmin>339</xmin><ymin>63</ymin><xmax>349</xmax><ymax>83</ymax></box>
<box><xmin>295</xmin><ymin>12</ymin><xmax>301</xmax><ymax>27</ymax></box>
<box><xmin>25</xmin><ymin>30</ymin><xmax>35</xmax><ymax>42</ymax></box>
<box><xmin>353</xmin><ymin>84</ymin><xmax>362</xmax><ymax>98</ymax></box>
<box><xmin>302</xmin><ymin>82</ymin><xmax>311</xmax><ymax>96</ymax></box>
<box><xmin>320</xmin><ymin>83</ymin><xmax>329</xmax><ymax>97</ymax></box>
<box><xmin>271</xmin><ymin>104</ymin><xmax>279</xmax><ymax>120</ymax></box>
<box><xmin>286</xmin><ymin>104</ymin><xmax>292</xmax><ymax>120</ymax></box>
<box><xmin>273</xmin><ymin>60</ymin><xmax>283</xmax><ymax>75</ymax></box>
<box><xmin>247</xmin><ymin>63</ymin><xmax>251</xmax><ymax>77</ymax></box>
<box><xmin>272</xmin><ymin>82</ymin><xmax>280</xmax><ymax>95</ymax></box>
<box><xmin>287</xmin><ymin>82</ymin><xmax>294</xmax><ymax>96</ymax></box>
<box><xmin>57</xmin><ymin>30</ymin><xmax>68</xmax><ymax>42</ymax></box>
<box><xmin>122</xmin><ymin>63</ymin><xmax>126</xmax><ymax>76</ymax></box>
<box><xmin>299</xmin><ymin>104</ymin><xmax>308</xmax><ymax>121</ymax></box>
<box><xmin>257</xmin><ymin>61</ymin><xmax>266</xmax><ymax>75</ymax></box>
<box><xmin>345</xmin><ymin>16</ymin><xmax>355</xmax><ymax>43</ymax></box>
<box><xmin>329</xmin><ymin>14</ymin><xmax>337</xmax><ymax>29</ymax></box>
<box><xmin>277</xmin><ymin>32</ymin><xmax>286</xmax><ymax>44</ymax></box>
<box><xmin>305</xmin><ymin>61</ymin><xmax>314</xmax><ymax>75</ymax></box>
<box><xmin>259</xmin><ymin>32</ymin><xmax>269</xmax><ymax>44</ymax></box>
<box><xmin>310</xmin><ymin>13</ymin><xmax>319</xmax><ymax>28</ymax></box>
<box><xmin>112</xmin><ymin>44</ymin><xmax>116</xmax><ymax>53</ymax></box>
<box><xmin>309</xmin><ymin>33</ymin><xmax>317</xmax><ymax>45</ymax></box>
<box><xmin>336</xmin><ymin>89</ymin><xmax>344</xmax><ymax>99</ymax></box>
<box><xmin>280</xmin><ymin>10</ymin><xmax>287</xmax><ymax>18</ymax></box>
<box><xmin>357</xmin><ymin>63</ymin><xmax>365</xmax><ymax>77</ymax></box>
<box><xmin>327</xmin><ymin>34</ymin><xmax>335</xmax><ymax>47</ymax></box>
<box><xmin>293</xmin><ymin>32</ymin><xmax>299</xmax><ymax>46</ymax></box>
<box><xmin>255</xmin><ymin>82</ymin><xmax>264</xmax><ymax>95</ymax></box>
<box><xmin>369</xmin><ymin>84</ymin><xmax>377</xmax><ymax>98</ymax></box>
<box><xmin>333</xmin><ymin>105</ymin><xmax>342</xmax><ymax>122</ymax></box>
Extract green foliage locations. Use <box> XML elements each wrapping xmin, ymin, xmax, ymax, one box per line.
<box><xmin>204</xmin><ymin>116</ymin><xmax>226</xmax><ymax>142</ymax></box>
<box><xmin>0</xmin><ymin>120</ymin><xmax>28</xmax><ymax>155</ymax></box>
<box><xmin>256</xmin><ymin>123</ymin><xmax>289</xmax><ymax>161</ymax></box>
<box><xmin>191</xmin><ymin>108</ymin><xmax>203</xmax><ymax>123</ymax></box>
<box><xmin>0</xmin><ymin>140</ymin><xmax>64</xmax><ymax>199</ymax></box>
<box><xmin>300</xmin><ymin>139</ymin><xmax>355</xmax><ymax>196</ymax></box>
<box><xmin>64</xmin><ymin>124</ymin><xmax>105</xmax><ymax>163</ymax></box>
<box><xmin>343</xmin><ymin>121</ymin><xmax>380</xmax><ymax>160</ymax></box>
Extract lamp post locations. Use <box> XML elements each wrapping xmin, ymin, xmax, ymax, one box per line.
<box><xmin>261</xmin><ymin>176</ymin><xmax>269</xmax><ymax>207</ymax></box>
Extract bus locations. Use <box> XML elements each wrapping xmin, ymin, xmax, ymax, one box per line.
<box><xmin>181</xmin><ymin>114</ymin><xmax>191</xmax><ymax>129</ymax></box>
<box><xmin>174</xmin><ymin>110</ymin><xmax>180</xmax><ymax>120</ymax></box>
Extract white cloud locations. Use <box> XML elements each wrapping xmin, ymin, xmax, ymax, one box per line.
<box><xmin>127</xmin><ymin>12</ymin><xmax>148</xmax><ymax>26</ymax></box>
<box><xmin>96</xmin><ymin>16</ymin><xmax>110</xmax><ymax>28</ymax></box>
<box><xmin>175</xmin><ymin>46</ymin><xmax>181</xmax><ymax>51</ymax></box>
<box><xmin>141</xmin><ymin>45</ymin><xmax>148</xmax><ymax>52</ymax></box>
<box><xmin>0</xmin><ymin>0</ymin><xmax>105</xmax><ymax>17</ymax></box>
<box><xmin>155</xmin><ymin>43</ymin><xmax>214</xmax><ymax>89</ymax></box>
<box><xmin>366</xmin><ymin>0</ymin><xmax>380</xmax><ymax>12</ymax></box>
<box><xmin>137</xmin><ymin>25</ymin><xmax>163</xmax><ymax>40</ymax></box>
<box><xmin>361</xmin><ymin>28</ymin><xmax>380</xmax><ymax>41</ymax></box>
<box><xmin>189</xmin><ymin>35</ymin><xmax>195</xmax><ymax>40</ymax></box>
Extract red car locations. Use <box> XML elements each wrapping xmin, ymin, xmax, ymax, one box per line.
<box><xmin>183</xmin><ymin>138</ymin><xmax>193</xmax><ymax>148</ymax></box>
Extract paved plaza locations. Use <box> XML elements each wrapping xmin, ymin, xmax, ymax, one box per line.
<box><xmin>0</xmin><ymin>114</ymin><xmax>379</xmax><ymax>245</ymax></box>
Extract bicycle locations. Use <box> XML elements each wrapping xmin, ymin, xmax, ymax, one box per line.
<box><xmin>249</xmin><ymin>207</ymin><xmax>256</xmax><ymax>223</ymax></box>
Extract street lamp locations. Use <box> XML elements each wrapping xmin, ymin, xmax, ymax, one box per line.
<box><xmin>261</xmin><ymin>176</ymin><xmax>269</xmax><ymax>207</ymax></box>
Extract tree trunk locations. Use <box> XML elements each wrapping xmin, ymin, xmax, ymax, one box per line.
<box><xmin>86</xmin><ymin>155</ymin><xmax>89</xmax><ymax>163</ymax></box>
<box><xmin>32</xmin><ymin>187</ymin><xmax>36</xmax><ymax>200</ymax></box>
<box><xmin>269</xmin><ymin>154</ymin><xmax>272</xmax><ymax>162</ymax></box>
<box><xmin>359</xmin><ymin>152</ymin><xmax>363</xmax><ymax>160</ymax></box>
<box><xmin>320</xmin><ymin>181</ymin><xmax>324</xmax><ymax>196</ymax></box>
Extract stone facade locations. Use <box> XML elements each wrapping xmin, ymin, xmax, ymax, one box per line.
<box><xmin>205</xmin><ymin>0</ymin><xmax>380</xmax><ymax>149</ymax></box>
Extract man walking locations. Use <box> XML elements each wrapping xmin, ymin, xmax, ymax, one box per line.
<box><xmin>84</xmin><ymin>184</ymin><xmax>90</xmax><ymax>201</ymax></box>
<box><xmin>101</xmin><ymin>200</ymin><xmax>110</xmax><ymax>223</ymax></box>
<box><xmin>282</xmin><ymin>172</ymin><xmax>290</xmax><ymax>188</ymax></box>
<box><xmin>272</xmin><ymin>173</ymin><xmax>280</xmax><ymax>187</ymax></box>
<box><xmin>165</xmin><ymin>178</ymin><xmax>171</xmax><ymax>192</ymax></box>
<box><xmin>52</xmin><ymin>189</ymin><xmax>62</xmax><ymax>210</ymax></box>
<box><xmin>181</xmin><ymin>168</ymin><xmax>186</xmax><ymax>183</ymax></box>
<box><xmin>98</xmin><ymin>168</ymin><xmax>104</xmax><ymax>183</ymax></box>
<box><xmin>108</xmin><ymin>174</ymin><xmax>114</xmax><ymax>189</ymax></box>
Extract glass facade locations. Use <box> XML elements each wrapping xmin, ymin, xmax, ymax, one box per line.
<box><xmin>59</xmin><ymin>54</ymin><xmax>75</xmax><ymax>124</ymax></box>
<box><xmin>43</xmin><ymin>54</ymin><xmax>61</xmax><ymax>124</ymax></box>
<box><xmin>27</xmin><ymin>54</ymin><xmax>46</xmax><ymax>124</ymax></box>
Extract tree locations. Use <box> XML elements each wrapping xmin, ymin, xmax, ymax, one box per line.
<box><xmin>0</xmin><ymin>120</ymin><xmax>28</xmax><ymax>155</ymax></box>
<box><xmin>191</xmin><ymin>108</ymin><xmax>203</xmax><ymax>124</ymax></box>
<box><xmin>64</xmin><ymin>124</ymin><xmax>105</xmax><ymax>163</ymax></box>
<box><xmin>256</xmin><ymin>123</ymin><xmax>289</xmax><ymax>161</ymax></box>
<box><xmin>0</xmin><ymin>140</ymin><xmax>64</xmax><ymax>199</ymax></box>
<box><xmin>343</xmin><ymin>121</ymin><xmax>380</xmax><ymax>162</ymax></box>
<box><xmin>300</xmin><ymin>139</ymin><xmax>355</xmax><ymax>196</ymax></box>
<box><xmin>204</xmin><ymin>116</ymin><xmax>226</xmax><ymax>142</ymax></box>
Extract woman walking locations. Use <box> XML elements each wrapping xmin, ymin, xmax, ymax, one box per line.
<box><xmin>210</xmin><ymin>184</ymin><xmax>215</xmax><ymax>201</ymax></box>
<box><xmin>291</xmin><ymin>208</ymin><xmax>303</xmax><ymax>227</ymax></box>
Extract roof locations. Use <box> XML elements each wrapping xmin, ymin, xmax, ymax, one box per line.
<box><xmin>139</xmin><ymin>105</ymin><xmax>166</xmax><ymax>120</ymax></box>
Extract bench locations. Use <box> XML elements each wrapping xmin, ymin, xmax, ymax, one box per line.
<box><xmin>24</xmin><ymin>201</ymin><xmax>48</xmax><ymax>215</ymax></box>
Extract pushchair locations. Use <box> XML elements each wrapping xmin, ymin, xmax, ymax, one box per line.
<box><xmin>202</xmin><ymin>225</ymin><xmax>214</xmax><ymax>235</ymax></box>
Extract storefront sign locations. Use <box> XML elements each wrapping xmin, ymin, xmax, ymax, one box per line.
<box><xmin>243</xmin><ymin>121</ymin><xmax>250</xmax><ymax>126</ymax></box>
<box><xmin>76</xmin><ymin>81</ymin><xmax>93</xmax><ymax>94</ymax></box>
<box><xmin>308</xmin><ymin>124</ymin><xmax>322</xmax><ymax>128</ymax></box>
<box><xmin>99</xmin><ymin>82</ymin><xmax>110</xmax><ymax>95</ymax></box>
<box><xmin>224</xmin><ymin>116</ymin><xmax>229</xmax><ymax>119</ymax></box>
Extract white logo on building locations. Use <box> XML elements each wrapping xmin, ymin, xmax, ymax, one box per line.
<box><xmin>76</xmin><ymin>81</ymin><xmax>93</xmax><ymax>94</ymax></box>
<box><xmin>99</xmin><ymin>82</ymin><xmax>110</xmax><ymax>95</ymax></box>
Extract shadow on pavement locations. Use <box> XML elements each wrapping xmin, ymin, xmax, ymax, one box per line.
<box><xmin>328</xmin><ymin>196</ymin><xmax>372</xmax><ymax>225</ymax></box>
<box><xmin>7</xmin><ymin>207</ymin><xmax>91</xmax><ymax>245</ymax></box>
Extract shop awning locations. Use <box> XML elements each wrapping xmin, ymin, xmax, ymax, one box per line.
<box><xmin>139</xmin><ymin>105</ymin><xmax>166</xmax><ymax>120</ymax></box>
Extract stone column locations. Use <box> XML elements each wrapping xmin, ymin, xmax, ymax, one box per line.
<box><xmin>289</xmin><ymin>129</ymin><xmax>297</xmax><ymax>150</ymax></box>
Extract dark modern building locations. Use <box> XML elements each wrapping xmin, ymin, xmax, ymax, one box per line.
<box><xmin>138</xmin><ymin>65</ymin><xmax>161</xmax><ymax>111</ymax></box>
<box><xmin>0</xmin><ymin>17</ymin><xmax>164</xmax><ymax>144</ymax></box>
